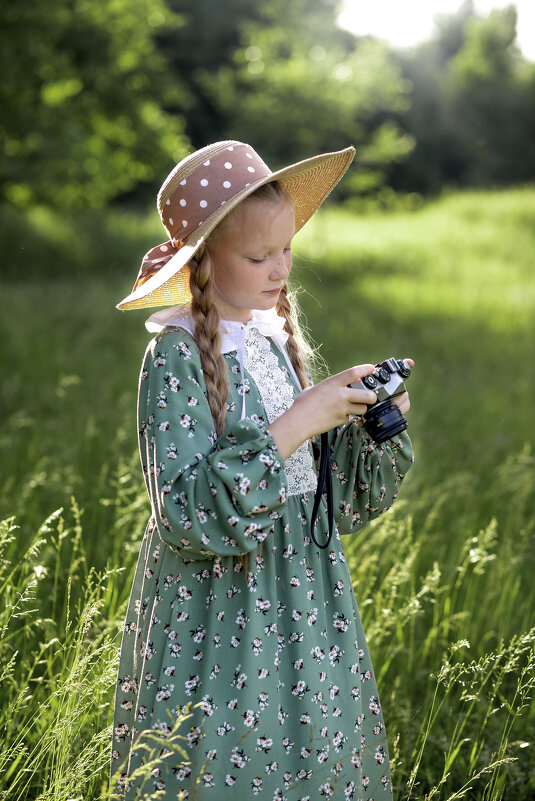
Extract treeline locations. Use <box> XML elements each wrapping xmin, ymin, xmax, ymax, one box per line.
<box><xmin>2</xmin><ymin>0</ymin><xmax>534</xmax><ymax>211</ymax></box>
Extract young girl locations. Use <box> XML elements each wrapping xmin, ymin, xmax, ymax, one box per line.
<box><xmin>112</xmin><ymin>141</ymin><xmax>413</xmax><ymax>800</ymax></box>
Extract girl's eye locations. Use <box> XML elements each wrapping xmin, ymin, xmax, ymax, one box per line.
<box><xmin>247</xmin><ymin>256</ymin><xmax>266</xmax><ymax>264</ymax></box>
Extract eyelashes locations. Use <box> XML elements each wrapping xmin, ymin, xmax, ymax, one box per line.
<box><xmin>247</xmin><ymin>247</ymin><xmax>292</xmax><ymax>264</ymax></box>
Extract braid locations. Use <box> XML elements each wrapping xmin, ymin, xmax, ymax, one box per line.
<box><xmin>189</xmin><ymin>251</ymin><xmax>229</xmax><ymax>436</ymax></box>
<box><xmin>276</xmin><ymin>285</ymin><xmax>309</xmax><ymax>389</ymax></box>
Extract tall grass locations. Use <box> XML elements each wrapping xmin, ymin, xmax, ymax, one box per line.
<box><xmin>1</xmin><ymin>188</ymin><xmax>534</xmax><ymax>798</ymax></box>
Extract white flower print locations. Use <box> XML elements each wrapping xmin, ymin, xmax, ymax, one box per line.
<box><xmin>369</xmin><ymin>696</ymin><xmax>381</xmax><ymax>715</ymax></box>
<box><xmin>166</xmin><ymin>443</ymin><xmax>178</xmax><ymax>460</ymax></box>
<box><xmin>171</xmin><ymin>340</ymin><xmax>192</xmax><ymax>359</ymax></box>
<box><xmin>230</xmin><ymin>748</ymin><xmax>250</xmax><ymax>769</ymax></box>
<box><xmin>256</xmin><ymin>736</ymin><xmax>273</xmax><ymax>753</ymax></box>
<box><xmin>255</xmin><ymin>598</ymin><xmax>271</xmax><ymax>614</ymax></box>
<box><xmin>110</xmin><ymin>327</ymin><xmax>413</xmax><ymax>799</ymax></box>
<box><xmin>243</xmin><ymin>709</ymin><xmax>259</xmax><ymax>728</ymax></box>
<box><xmin>164</xmin><ymin>371</ymin><xmax>180</xmax><ymax>392</ymax></box>
<box><xmin>184</xmin><ymin>675</ymin><xmax>200</xmax><ymax>696</ymax></box>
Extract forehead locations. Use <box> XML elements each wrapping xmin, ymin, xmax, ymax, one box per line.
<box><xmin>221</xmin><ymin>196</ymin><xmax>295</xmax><ymax>244</ymax></box>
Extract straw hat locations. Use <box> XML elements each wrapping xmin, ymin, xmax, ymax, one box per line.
<box><xmin>117</xmin><ymin>140</ymin><xmax>355</xmax><ymax>310</ymax></box>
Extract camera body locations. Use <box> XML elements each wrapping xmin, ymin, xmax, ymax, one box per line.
<box><xmin>350</xmin><ymin>357</ymin><xmax>411</xmax><ymax>443</ymax></box>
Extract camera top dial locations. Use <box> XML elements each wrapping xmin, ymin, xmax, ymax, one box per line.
<box><xmin>350</xmin><ymin>357</ymin><xmax>411</xmax><ymax>405</ymax></box>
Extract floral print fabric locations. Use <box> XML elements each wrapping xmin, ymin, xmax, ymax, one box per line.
<box><xmin>111</xmin><ymin>326</ymin><xmax>413</xmax><ymax>800</ymax></box>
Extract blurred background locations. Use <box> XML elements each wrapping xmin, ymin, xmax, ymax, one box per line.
<box><xmin>1</xmin><ymin>1</ymin><xmax>534</xmax><ymax>799</ymax></box>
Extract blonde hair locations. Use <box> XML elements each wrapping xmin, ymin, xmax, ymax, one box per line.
<box><xmin>188</xmin><ymin>182</ymin><xmax>312</xmax><ymax>437</ymax></box>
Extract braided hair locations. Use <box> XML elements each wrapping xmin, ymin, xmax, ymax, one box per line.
<box><xmin>188</xmin><ymin>181</ymin><xmax>311</xmax><ymax>437</ymax></box>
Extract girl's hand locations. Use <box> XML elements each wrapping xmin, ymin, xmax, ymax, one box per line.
<box><xmin>269</xmin><ymin>358</ymin><xmax>414</xmax><ymax>460</ymax></box>
<box><xmin>392</xmin><ymin>391</ymin><xmax>410</xmax><ymax>415</ymax></box>
<box><xmin>268</xmin><ymin>363</ymin><xmax>378</xmax><ymax>460</ymax></box>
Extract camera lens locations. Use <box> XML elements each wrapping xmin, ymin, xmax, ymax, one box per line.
<box><xmin>362</xmin><ymin>375</ymin><xmax>377</xmax><ymax>389</ymax></box>
<box><xmin>363</xmin><ymin>400</ymin><xmax>408</xmax><ymax>443</ymax></box>
<box><xmin>377</xmin><ymin>368</ymin><xmax>390</xmax><ymax>384</ymax></box>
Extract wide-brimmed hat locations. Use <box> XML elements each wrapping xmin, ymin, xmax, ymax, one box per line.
<box><xmin>117</xmin><ymin>140</ymin><xmax>355</xmax><ymax>310</ymax></box>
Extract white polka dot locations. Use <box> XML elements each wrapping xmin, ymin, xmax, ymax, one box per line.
<box><xmin>180</xmin><ymin>199</ymin><xmax>186</xmax><ymax>206</ymax></box>
<box><xmin>221</xmin><ymin>200</ymin><xmax>227</xmax><ymax>205</ymax></box>
<box><xmin>203</xmin><ymin>160</ymin><xmax>211</xmax><ymax>166</ymax></box>
<box><xmin>228</xmin><ymin>146</ymin><xmax>234</xmax><ymax>151</ymax></box>
<box><xmin>182</xmin><ymin>220</ymin><xmax>188</xmax><ymax>227</ymax></box>
<box><xmin>224</xmin><ymin>162</ymin><xmax>232</xmax><ymax>169</ymax></box>
<box><xmin>180</xmin><ymin>179</ymin><xmax>187</xmax><ymax>186</ymax></box>
<box><xmin>160</xmin><ymin>244</ymin><xmax>168</xmax><ymax>252</ymax></box>
<box><xmin>166</xmin><ymin>199</ymin><xmax>171</xmax><ymax>205</ymax></box>
<box><xmin>200</xmin><ymin>178</ymin><xmax>209</xmax><ymax>186</ymax></box>
<box><xmin>200</xmin><ymin>200</ymin><xmax>208</xmax><ymax>208</ymax></box>
<box><xmin>247</xmin><ymin>166</ymin><xmax>255</xmax><ymax>173</ymax></box>
<box><xmin>223</xmin><ymin>180</ymin><xmax>231</xmax><ymax>189</ymax></box>
<box><xmin>169</xmin><ymin>217</ymin><xmax>174</xmax><ymax>225</ymax></box>
<box><xmin>246</xmin><ymin>152</ymin><xmax>253</xmax><ymax>159</ymax></box>
<box><xmin>245</xmin><ymin>183</ymin><xmax>251</xmax><ymax>187</ymax></box>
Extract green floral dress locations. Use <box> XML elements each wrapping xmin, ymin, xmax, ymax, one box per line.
<box><xmin>111</xmin><ymin>311</ymin><xmax>413</xmax><ymax>800</ymax></box>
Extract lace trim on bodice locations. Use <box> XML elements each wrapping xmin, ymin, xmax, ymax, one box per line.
<box><xmin>243</xmin><ymin>328</ymin><xmax>317</xmax><ymax>497</ymax></box>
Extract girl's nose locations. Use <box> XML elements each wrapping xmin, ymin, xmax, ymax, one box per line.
<box><xmin>271</xmin><ymin>252</ymin><xmax>291</xmax><ymax>280</ymax></box>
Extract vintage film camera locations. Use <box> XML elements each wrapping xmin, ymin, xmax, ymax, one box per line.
<box><xmin>350</xmin><ymin>357</ymin><xmax>411</xmax><ymax>444</ymax></box>
<box><xmin>311</xmin><ymin>357</ymin><xmax>412</xmax><ymax>549</ymax></box>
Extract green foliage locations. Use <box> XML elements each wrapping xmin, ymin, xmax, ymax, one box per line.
<box><xmin>198</xmin><ymin>6</ymin><xmax>414</xmax><ymax>191</ymax></box>
<box><xmin>3</xmin><ymin>0</ymin><xmax>534</xmax><ymax>209</ymax></box>
<box><xmin>0</xmin><ymin>0</ymin><xmax>190</xmax><ymax>210</ymax></box>
<box><xmin>1</xmin><ymin>189</ymin><xmax>535</xmax><ymax>798</ymax></box>
<box><xmin>392</xmin><ymin>3</ymin><xmax>535</xmax><ymax>192</ymax></box>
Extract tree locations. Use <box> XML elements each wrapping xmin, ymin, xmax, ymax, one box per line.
<box><xmin>390</xmin><ymin>3</ymin><xmax>535</xmax><ymax>192</ymax></box>
<box><xmin>447</xmin><ymin>4</ymin><xmax>535</xmax><ymax>185</ymax></box>
<box><xmin>0</xmin><ymin>0</ymin><xmax>191</xmax><ymax>209</ymax></box>
<box><xmin>192</xmin><ymin>0</ymin><xmax>414</xmax><ymax>194</ymax></box>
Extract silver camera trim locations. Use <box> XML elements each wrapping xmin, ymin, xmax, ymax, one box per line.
<box><xmin>350</xmin><ymin>357</ymin><xmax>410</xmax><ymax>404</ymax></box>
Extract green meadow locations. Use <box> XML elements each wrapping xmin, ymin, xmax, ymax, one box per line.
<box><xmin>1</xmin><ymin>188</ymin><xmax>534</xmax><ymax>799</ymax></box>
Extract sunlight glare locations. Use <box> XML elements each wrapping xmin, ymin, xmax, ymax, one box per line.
<box><xmin>338</xmin><ymin>0</ymin><xmax>535</xmax><ymax>60</ymax></box>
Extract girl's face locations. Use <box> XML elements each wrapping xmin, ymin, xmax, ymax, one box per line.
<box><xmin>208</xmin><ymin>197</ymin><xmax>295</xmax><ymax>323</ymax></box>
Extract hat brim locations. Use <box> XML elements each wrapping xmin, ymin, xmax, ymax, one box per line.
<box><xmin>117</xmin><ymin>145</ymin><xmax>355</xmax><ymax>311</ymax></box>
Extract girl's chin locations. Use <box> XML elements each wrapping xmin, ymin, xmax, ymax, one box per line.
<box><xmin>260</xmin><ymin>291</ymin><xmax>281</xmax><ymax>305</ymax></box>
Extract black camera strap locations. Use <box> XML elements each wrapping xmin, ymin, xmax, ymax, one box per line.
<box><xmin>310</xmin><ymin>432</ymin><xmax>334</xmax><ymax>549</ymax></box>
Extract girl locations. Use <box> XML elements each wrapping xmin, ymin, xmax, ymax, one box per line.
<box><xmin>112</xmin><ymin>141</ymin><xmax>413</xmax><ymax>800</ymax></box>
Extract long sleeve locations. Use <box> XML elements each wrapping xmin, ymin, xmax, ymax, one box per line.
<box><xmin>330</xmin><ymin>421</ymin><xmax>413</xmax><ymax>535</ymax></box>
<box><xmin>138</xmin><ymin>328</ymin><xmax>288</xmax><ymax>559</ymax></box>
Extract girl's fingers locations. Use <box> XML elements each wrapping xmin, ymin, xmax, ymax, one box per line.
<box><xmin>347</xmin><ymin>386</ymin><xmax>377</xmax><ymax>405</ymax></box>
<box><xmin>336</xmin><ymin>364</ymin><xmax>376</xmax><ymax>385</ymax></box>
<box><xmin>392</xmin><ymin>392</ymin><xmax>410</xmax><ymax>414</ymax></box>
<box><xmin>348</xmin><ymin>404</ymin><xmax>369</xmax><ymax>416</ymax></box>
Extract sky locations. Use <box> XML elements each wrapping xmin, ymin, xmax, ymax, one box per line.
<box><xmin>338</xmin><ymin>0</ymin><xmax>535</xmax><ymax>61</ymax></box>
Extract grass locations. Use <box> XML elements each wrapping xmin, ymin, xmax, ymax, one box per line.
<box><xmin>0</xmin><ymin>187</ymin><xmax>534</xmax><ymax>799</ymax></box>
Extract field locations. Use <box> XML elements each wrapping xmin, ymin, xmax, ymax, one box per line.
<box><xmin>1</xmin><ymin>188</ymin><xmax>534</xmax><ymax>799</ymax></box>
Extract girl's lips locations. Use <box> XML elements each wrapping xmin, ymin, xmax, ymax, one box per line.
<box><xmin>264</xmin><ymin>287</ymin><xmax>282</xmax><ymax>295</ymax></box>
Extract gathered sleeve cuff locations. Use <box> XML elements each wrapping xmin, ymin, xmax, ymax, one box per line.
<box><xmin>329</xmin><ymin>421</ymin><xmax>413</xmax><ymax>535</ymax></box>
<box><xmin>138</xmin><ymin>329</ymin><xmax>288</xmax><ymax>560</ymax></box>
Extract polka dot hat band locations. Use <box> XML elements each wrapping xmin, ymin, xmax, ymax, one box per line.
<box><xmin>116</xmin><ymin>140</ymin><xmax>356</xmax><ymax>310</ymax></box>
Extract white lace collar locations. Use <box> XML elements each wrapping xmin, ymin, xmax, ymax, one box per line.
<box><xmin>146</xmin><ymin>305</ymin><xmax>288</xmax><ymax>350</ymax></box>
<box><xmin>145</xmin><ymin>305</ymin><xmax>301</xmax><ymax>419</ymax></box>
